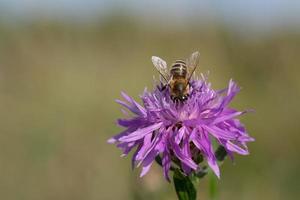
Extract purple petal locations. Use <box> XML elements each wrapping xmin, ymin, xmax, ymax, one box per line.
<box><xmin>119</xmin><ymin>122</ymin><xmax>163</xmax><ymax>142</ymax></box>
<box><xmin>181</xmin><ymin>132</ymin><xmax>192</xmax><ymax>175</ymax></box>
<box><xmin>192</xmin><ymin>128</ymin><xmax>220</xmax><ymax>178</ymax></box>
<box><xmin>140</xmin><ymin>162</ymin><xmax>153</xmax><ymax>177</ymax></box>
<box><xmin>207</xmin><ymin>157</ymin><xmax>220</xmax><ymax>178</ymax></box>
<box><xmin>115</xmin><ymin>99</ymin><xmax>140</xmax><ymax>115</ymax></box>
<box><xmin>117</xmin><ymin>118</ymin><xmax>145</xmax><ymax>127</ymax></box>
<box><xmin>217</xmin><ymin>80</ymin><xmax>240</xmax><ymax>110</ymax></box>
<box><xmin>238</xmin><ymin>135</ymin><xmax>255</xmax><ymax>142</ymax></box>
<box><xmin>117</xmin><ymin>141</ymin><xmax>137</xmax><ymax>156</ymax></box>
<box><xmin>203</xmin><ymin>125</ymin><xmax>237</xmax><ymax>140</ymax></box>
<box><xmin>107</xmin><ymin>138</ymin><xmax>116</xmax><ymax>144</ymax></box>
<box><xmin>132</xmin><ymin>144</ymin><xmax>142</xmax><ymax>169</ymax></box>
<box><xmin>175</xmin><ymin>127</ymin><xmax>185</xmax><ymax>144</ymax></box>
<box><xmin>136</xmin><ymin>130</ymin><xmax>162</xmax><ymax>163</ymax></box>
<box><xmin>162</xmin><ymin>149</ymin><xmax>171</xmax><ymax>181</ymax></box>
<box><xmin>135</xmin><ymin>133</ymin><xmax>153</xmax><ymax>162</ymax></box>
<box><xmin>170</xmin><ymin>137</ymin><xmax>198</xmax><ymax>170</ymax></box>
<box><xmin>121</xmin><ymin>92</ymin><xmax>147</xmax><ymax>116</ymax></box>
<box><xmin>139</xmin><ymin>146</ymin><xmax>161</xmax><ymax>177</ymax></box>
<box><xmin>212</xmin><ymin>111</ymin><xmax>245</xmax><ymax>125</ymax></box>
<box><xmin>226</xmin><ymin>141</ymin><xmax>249</xmax><ymax>155</ymax></box>
<box><xmin>107</xmin><ymin>128</ymin><xmax>135</xmax><ymax>144</ymax></box>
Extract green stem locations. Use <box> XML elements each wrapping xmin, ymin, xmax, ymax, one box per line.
<box><xmin>173</xmin><ymin>169</ymin><xmax>197</xmax><ymax>200</ymax></box>
<box><xmin>208</xmin><ymin>170</ymin><xmax>218</xmax><ymax>200</ymax></box>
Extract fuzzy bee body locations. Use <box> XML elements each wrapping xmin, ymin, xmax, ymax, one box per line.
<box><xmin>152</xmin><ymin>52</ymin><xmax>200</xmax><ymax>103</ymax></box>
<box><xmin>169</xmin><ymin>60</ymin><xmax>189</xmax><ymax>102</ymax></box>
<box><xmin>171</xmin><ymin>59</ymin><xmax>187</xmax><ymax>77</ymax></box>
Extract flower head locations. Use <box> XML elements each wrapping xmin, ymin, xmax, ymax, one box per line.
<box><xmin>108</xmin><ymin>75</ymin><xmax>254</xmax><ymax>181</ymax></box>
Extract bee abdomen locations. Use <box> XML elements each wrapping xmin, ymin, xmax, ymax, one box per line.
<box><xmin>171</xmin><ymin>59</ymin><xmax>187</xmax><ymax>77</ymax></box>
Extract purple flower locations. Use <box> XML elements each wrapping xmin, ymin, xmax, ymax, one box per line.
<box><xmin>108</xmin><ymin>75</ymin><xmax>254</xmax><ymax>181</ymax></box>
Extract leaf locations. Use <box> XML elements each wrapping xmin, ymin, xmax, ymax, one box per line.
<box><xmin>173</xmin><ymin>169</ymin><xmax>197</xmax><ymax>200</ymax></box>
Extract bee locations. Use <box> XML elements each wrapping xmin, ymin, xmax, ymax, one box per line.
<box><xmin>151</xmin><ymin>51</ymin><xmax>200</xmax><ymax>102</ymax></box>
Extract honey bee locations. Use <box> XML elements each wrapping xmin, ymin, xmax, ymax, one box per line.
<box><xmin>151</xmin><ymin>51</ymin><xmax>200</xmax><ymax>102</ymax></box>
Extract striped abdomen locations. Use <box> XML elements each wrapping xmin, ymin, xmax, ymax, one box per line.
<box><xmin>170</xmin><ymin>59</ymin><xmax>187</xmax><ymax>77</ymax></box>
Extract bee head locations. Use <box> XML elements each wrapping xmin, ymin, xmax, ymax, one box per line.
<box><xmin>178</xmin><ymin>95</ymin><xmax>187</xmax><ymax>101</ymax></box>
<box><xmin>171</xmin><ymin>94</ymin><xmax>188</xmax><ymax>103</ymax></box>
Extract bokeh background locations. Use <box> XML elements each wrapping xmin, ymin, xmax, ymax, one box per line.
<box><xmin>0</xmin><ymin>1</ymin><xmax>299</xmax><ymax>200</ymax></box>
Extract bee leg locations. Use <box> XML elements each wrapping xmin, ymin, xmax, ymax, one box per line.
<box><xmin>158</xmin><ymin>84</ymin><xmax>167</xmax><ymax>92</ymax></box>
<box><xmin>185</xmin><ymin>94</ymin><xmax>189</xmax><ymax>101</ymax></box>
<box><xmin>171</xmin><ymin>96</ymin><xmax>176</xmax><ymax>103</ymax></box>
<box><xmin>161</xmin><ymin>84</ymin><xmax>167</xmax><ymax>91</ymax></box>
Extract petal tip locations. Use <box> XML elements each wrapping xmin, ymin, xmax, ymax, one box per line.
<box><xmin>107</xmin><ymin>138</ymin><xmax>116</xmax><ymax>144</ymax></box>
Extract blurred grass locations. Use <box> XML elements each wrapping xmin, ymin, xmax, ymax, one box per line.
<box><xmin>0</xmin><ymin>18</ymin><xmax>299</xmax><ymax>200</ymax></box>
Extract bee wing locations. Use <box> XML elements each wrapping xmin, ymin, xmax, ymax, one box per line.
<box><xmin>186</xmin><ymin>51</ymin><xmax>200</xmax><ymax>81</ymax></box>
<box><xmin>151</xmin><ymin>56</ymin><xmax>170</xmax><ymax>83</ymax></box>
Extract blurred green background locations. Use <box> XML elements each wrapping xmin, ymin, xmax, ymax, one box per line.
<box><xmin>0</xmin><ymin>1</ymin><xmax>299</xmax><ymax>200</ymax></box>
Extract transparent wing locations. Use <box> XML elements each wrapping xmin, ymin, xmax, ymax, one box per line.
<box><xmin>186</xmin><ymin>51</ymin><xmax>200</xmax><ymax>81</ymax></box>
<box><xmin>151</xmin><ymin>56</ymin><xmax>170</xmax><ymax>83</ymax></box>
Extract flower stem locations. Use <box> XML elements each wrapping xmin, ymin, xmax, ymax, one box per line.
<box><xmin>173</xmin><ymin>169</ymin><xmax>197</xmax><ymax>200</ymax></box>
<box><xmin>208</xmin><ymin>169</ymin><xmax>218</xmax><ymax>200</ymax></box>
